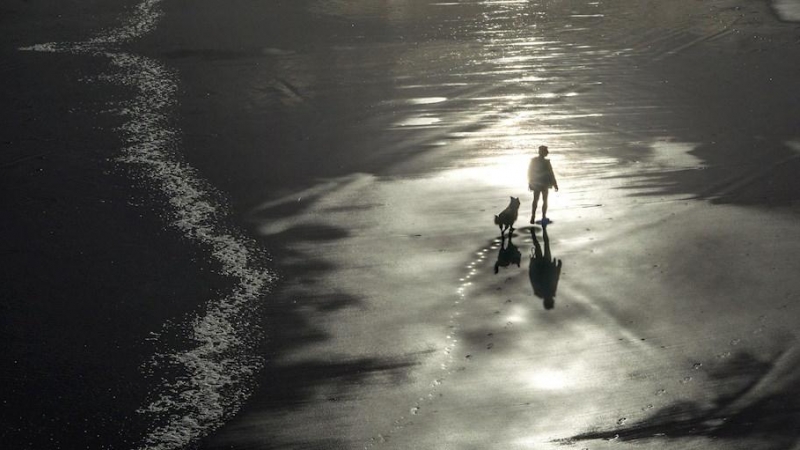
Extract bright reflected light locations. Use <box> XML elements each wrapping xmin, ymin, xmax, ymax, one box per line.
<box><xmin>648</xmin><ymin>138</ymin><xmax>701</xmax><ymax>169</ymax></box>
<box><xmin>504</xmin><ymin>304</ymin><xmax>530</xmax><ymax>324</ymax></box>
<box><xmin>507</xmin><ymin>40</ymin><xmax>560</xmax><ymax>47</ymax></box>
<box><xmin>524</xmin><ymin>368</ymin><xmax>572</xmax><ymax>391</ymax></box>
<box><xmin>407</xmin><ymin>97</ymin><xmax>448</xmax><ymax>105</ymax></box>
<box><xmin>476</xmin><ymin>0</ymin><xmax>528</xmax><ymax>4</ymax></box>
<box><xmin>441</xmin><ymin>153</ymin><xmax>530</xmax><ymax>189</ymax></box>
<box><xmin>503</xmin><ymin>76</ymin><xmax>553</xmax><ymax>83</ymax></box>
<box><xmin>394</xmin><ymin>116</ymin><xmax>441</xmax><ymax>127</ymax></box>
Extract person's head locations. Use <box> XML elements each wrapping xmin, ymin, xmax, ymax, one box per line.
<box><xmin>538</xmin><ymin>145</ymin><xmax>549</xmax><ymax>157</ymax></box>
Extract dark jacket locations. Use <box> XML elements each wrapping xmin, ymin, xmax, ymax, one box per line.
<box><xmin>527</xmin><ymin>157</ymin><xmax>557</xmax><ymax>191</ymax></box>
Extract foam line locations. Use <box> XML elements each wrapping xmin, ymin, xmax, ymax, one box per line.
<box><xmin>20</xmin><ymin>1</ymin><xmax>277</xmax><ymax>449</ymax></box>
<box><xmin>111</xmin><ymin>50</ymin><xmax>275</xmax><ymax>450</ymax></box>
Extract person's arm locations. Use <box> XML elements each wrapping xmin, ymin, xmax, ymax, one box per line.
<box><xmin>548</xmin><ymin>161</ymin><xmax>559</xmax><ymax>191</ymax></box>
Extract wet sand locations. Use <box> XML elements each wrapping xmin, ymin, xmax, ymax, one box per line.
<box><xmin>2</xmin><ymin>0</ymin><xmax>800</xmax><ymax>449</ymax></box>
<box><xmin>187</xmin><ymin>0</ymin><xmax>800</xmax><ymax>449</ymax></box>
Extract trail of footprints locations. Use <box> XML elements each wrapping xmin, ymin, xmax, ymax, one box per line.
<box><xmin>366</xmin><ymin>239</ymin><xmax>775</xmax><ymax>447</ymax></box>
<box><xmin>364</xmin><ymin>238</ymin><xmax>506</xmax><ymax>449</ymax></box>
<box><xmin>617</xmin><ymin>314</ymin><xmax>774</xmax><ymax>432</ymax></box>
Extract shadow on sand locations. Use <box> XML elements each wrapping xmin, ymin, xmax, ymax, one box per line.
<box><xmin>493</xmin><ymin>225</ymin><xmax>563</xmax><ymax>311</ymax></box>
<box><xmin>199</xmin><ymin>196</ymin><xmax>420</xmax><ymax>449</ymax></box>
<box><xmin>494</xmin><ymin>231</ymin><xmax>521</xmax><ymax>274</ymax></box>
<box><xmin>566</xmin><ymin>347</ymin><xmax>800</xmax><ymax>449</ymax></box>
<box><xmin>529</xmin><ymin>225</ymin><xmax>562</xmax><ymax>310</ymax></box>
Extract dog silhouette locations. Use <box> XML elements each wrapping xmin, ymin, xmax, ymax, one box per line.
<box><xmin>494</xmin><ymin>196</ymin><xmax>520</xmax><ymax>235</ymax></box>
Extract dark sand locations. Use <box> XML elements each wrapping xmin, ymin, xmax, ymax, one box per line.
<box><xmin>2</xmin><ymin>0</ymin><xmax>800</xmax><ymax>449</ymax></box>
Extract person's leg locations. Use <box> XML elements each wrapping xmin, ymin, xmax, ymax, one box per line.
<box><xmin>531</xmin><ymin>190</ymin><xmax>541</xmax><ymax>223</ymax></box>
<box><xmin>541</xmin><ymin>189</ymin><xmax>549</xmax><ymax>219</ymax></box>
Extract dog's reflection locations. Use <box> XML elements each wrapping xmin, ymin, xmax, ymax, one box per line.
<box><xmin>529</xmin><ymin>225</ymin><xmax>562</xmax><ymax>310</ymax></box>
<box><xmin>494</xmin><ymin>232</ymin><xmax>521</xmax><ymax>274</ymax></box>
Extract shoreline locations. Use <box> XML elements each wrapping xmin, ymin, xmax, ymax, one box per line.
<box><xmin>4</xmin><ymin>1</ymin><xmax>278</xmax><ymax>448</ymax></box>
<box><xmin>2</xmin><ymin>0</ymin><xmax>799</xmax><ymax>448</ymax></box>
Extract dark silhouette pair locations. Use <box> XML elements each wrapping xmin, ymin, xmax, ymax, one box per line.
<box><xmin>494</xmin><ymin>226</ymin><xmax>562</xmax><ymax>310</ymax></box>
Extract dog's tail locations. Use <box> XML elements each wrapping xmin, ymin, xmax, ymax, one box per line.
<box><xmin>494</xmin><ymin>214</ymin><xmax>500</xmax><ymax>225</ymax></box>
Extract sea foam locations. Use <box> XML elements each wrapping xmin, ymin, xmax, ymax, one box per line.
<box><xmin>20</xmin><ymin>1</ymin><xmax>277</xmax><ymax>449</ymax></box>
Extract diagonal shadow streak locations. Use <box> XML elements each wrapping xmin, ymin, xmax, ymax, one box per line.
<box><xmin>565</xmin><ymin>346</ymin><xmax>800</xmax><ymax>449</ymax></box>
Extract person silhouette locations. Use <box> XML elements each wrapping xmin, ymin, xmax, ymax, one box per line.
<box><xmin>529</xmin><ymin>225</ymin><xmax>562</xmax><ymax>310</ymax></box>
<box><xmin>527</xmin><ymin>145</ymin><xmax>559</xmax><ymax>225</ymax></box>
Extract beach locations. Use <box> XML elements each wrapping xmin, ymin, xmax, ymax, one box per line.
<box><xmin>2</xmin><ymin>0</ymin><xmax>800</xmax><ymax>449</ymax></box>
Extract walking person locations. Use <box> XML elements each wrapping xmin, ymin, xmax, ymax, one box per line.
<box><xmin>527</xmin><ymin>145</ymin><xmax>559</xmax><ymax>224</ymax></box>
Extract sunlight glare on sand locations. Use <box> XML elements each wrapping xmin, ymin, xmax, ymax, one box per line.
<box><xmin>439</xmin><ymin>139</ymin><xmax>572</xmax><ymax>193</ymax></box>
<box><xmin>523</xmin><ymin>368</ymin><xmax>573</xmax><ymax>391</ymax></box>
<box><xmin>440</xmin><ymin>153</ymin><xmax>529</xmax><ymax>189</ymax></box>
<box><xmin>407</xmin><ymin>97</ymin><xmax>448</xmax><ymax>105</ymax></box>
<box><xmin>394</xmin><ymin>116</ymin><xmax>442</xmax><ymax>127</ymax></box>
<box><xmin>504</xmin><ymin>304</ymin><xmax>530</xmax><ymax>324</ymax></box>
<box><xmin>647</xmin><ymin>138</ymin><xmax>702</xmax><ymax>170</ymax></box>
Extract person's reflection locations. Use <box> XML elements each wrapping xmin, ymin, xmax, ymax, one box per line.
<box><xmin>494</xmin><ymin>232</ymin><xmax>521</xmax><ymax>274</ymax></box>
<box><xmin>529</xmin><ymin>225</ymin><xmax>562</xmax><ymax>309</ymax></box>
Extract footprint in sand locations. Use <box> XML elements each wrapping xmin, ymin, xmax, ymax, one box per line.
<box><xmin>369</xmin><ymin>241</ymin><xmax>503</xmax><ymax>446</ymax></box>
